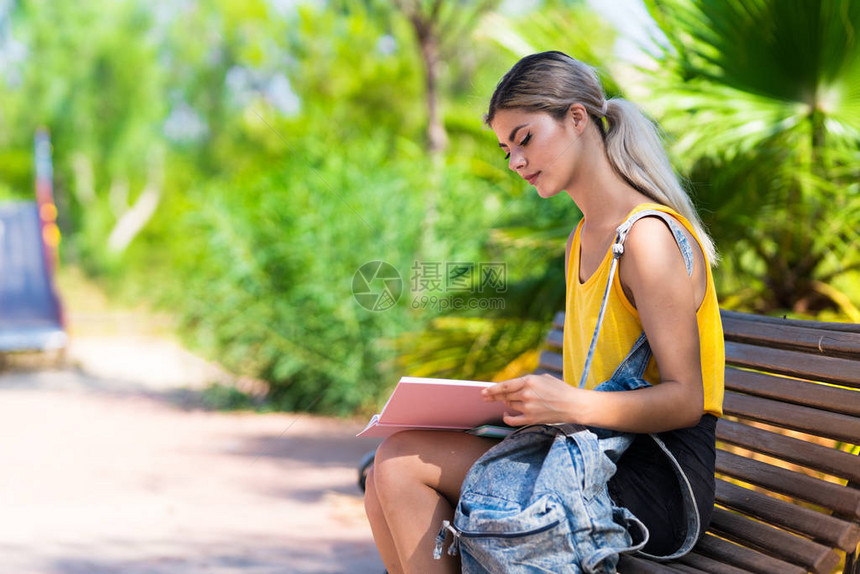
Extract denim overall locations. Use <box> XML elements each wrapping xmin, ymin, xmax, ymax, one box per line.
<box><xmin>433</xmin><ymin>210</ymin><xmax>702</xmax><ymax>573</ymax></box>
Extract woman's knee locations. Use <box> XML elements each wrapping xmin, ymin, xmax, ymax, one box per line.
<box><xmin>376</xmin><ymin>430</ymin><xmax>423</xmax><ymax>458</ymax></box>
<box><xmin>364</xmin><ymin>468</ymin><xmax>385</xmax><ymax>521</ymax></box>
<box><xmin>372</xmin><ymin>430</ymin><xmax>494</xmax><ymax>498</ymax></box>
<box><xmin>372</xmin><ymin>431</ymin><xmax>427</xmax><ymax>486</ymax></box>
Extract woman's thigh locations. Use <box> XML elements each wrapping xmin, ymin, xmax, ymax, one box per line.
<box><xmin>373</xmin><ymin>430</ymin><xmax>499</xmax><ymax>505</ymax></box>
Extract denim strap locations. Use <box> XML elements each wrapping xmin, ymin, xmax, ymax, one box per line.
<box><xmin>615</xmin><ymin>210</ymin><xmax>695</xmax><ymax>277</ymax></box>
<box><xmin>639</xmin><ymin>433</ymin><xmax>702</xmax><ymax>560</ymax></box>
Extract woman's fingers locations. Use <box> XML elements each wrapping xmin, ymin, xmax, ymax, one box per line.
<box><xmin>484</xmin><ymin>375</ymin><xmax>551</xmax><ymax>406</ymax></box>
<box><xmin>482</xmin><ymin>377</ymin><xmax>526</xmax><ymax>401</ymax></box>
<box><xmin>503</xmin><ymin>411</ymin><xmax>530</xmax><ymax>426</ymax></box>
<box><xmin>483</xmin><ymin>374</ymin><xmax>575</xmax><ymax>425</ymax></box>
<box><xmin>504</xmin><ymin>398</ymin><xmax>524</xmax><ymax>412</ymax></box>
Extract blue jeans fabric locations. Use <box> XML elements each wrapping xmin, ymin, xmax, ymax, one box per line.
<box><xmin>435</xmin><ymin>333</ymin><xmax>703</xmax><ymax>573</ymax></box>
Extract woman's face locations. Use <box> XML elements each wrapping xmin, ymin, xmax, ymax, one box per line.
<box><xmin>490</xmin><ymin>106</ymin><xmax>585</xmax><ymax>199</ymax></box>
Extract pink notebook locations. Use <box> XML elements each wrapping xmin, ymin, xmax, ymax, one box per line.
<box><xmin>356</xmin><ymin>376</ymin><xmax>515</xmax><ymax>438</ymax></box>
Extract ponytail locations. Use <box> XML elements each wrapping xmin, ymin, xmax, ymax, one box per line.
<box><xmin>487</xmin><ymin>51</ymin><xmax>718</xmax><ymax>266</ymax></box>
<box><xmin>603</xmin><ymin>98</ymin><xmax>718</xmax><ymax>265</ymax></box>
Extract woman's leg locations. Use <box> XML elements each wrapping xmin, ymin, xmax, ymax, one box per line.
<box><xmin>365</xmin><ymin>430</ymin><xmax>497</xmax><ymax>573</ymax></box>
<box><xmin>364</xmin><ymin>467</ymin><xmax>405</xmax><ymax>574</ymax></box>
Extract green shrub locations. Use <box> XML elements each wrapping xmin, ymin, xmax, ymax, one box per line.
<box><xmin>129</xmin><ymin>130</ymin><xmax>500</xmax><ymax>414</ymax></box>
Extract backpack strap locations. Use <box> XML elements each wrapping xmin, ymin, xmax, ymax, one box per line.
<box><xmin>615</xmin><ymin>210</ymin><xmax>695</xmax><ymax>276</ymax></box>
<box><xmin>639</xmin><ymin>433</ymin><xmax>702</xmax><ymax>560</ymax></box>
<box><xmin>578</xmin><ymin>209</ymin><xmax>695</xmax><ymax>389</ymax></box>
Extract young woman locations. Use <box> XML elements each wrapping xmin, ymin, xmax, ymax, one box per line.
<box><xmin>364</xmin><ymin>51</ymin><xmax>724</xmax><ymax>573</ymax></box>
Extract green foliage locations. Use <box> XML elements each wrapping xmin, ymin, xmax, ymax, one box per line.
<box><xmin>132</xmin><ymin>126</ymin><xmax>501</xmax><ymax>414</ymax></box>
<box><xmin>396</xmin><ymin>316</ymin><xmax>547</xmax><ymax>381</ymax></box>
<box><xmin>644</xmin><ymin>0</ymin><xmax>860</xmax><ymax>313</ymax></box>
<box><xmin>3</xmin><ymin>0</ymin><xmax>167</xmax><ymax>269</ymax></box>
<box><xmin>9</xmin><ymin>0</ymin><xmax>855</xmax><ymax>417</ymax></box>
<box><xmin>286</xmin><ymin>2</ymin><xmax>424</xmax><ymax>138</ymax></box>
<box><xmin>477</xmin><ymin>0</ymin><xmax>620</xmax><ymax>95</ymax></box>
<box><xmin>0</xmin><ymin>0</ymin><xmax>614</xmax><ymax>414</ymax></box>
<box><xmin>200</xmin><ymin>383</ymin><xmax>262</xmax><ymax>411</ymax></box>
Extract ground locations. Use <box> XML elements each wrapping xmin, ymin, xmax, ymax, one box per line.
<box><xmin>0</xmin><ymin>275</ymin><xmax>385</xmax><ymax>573</ymax></box>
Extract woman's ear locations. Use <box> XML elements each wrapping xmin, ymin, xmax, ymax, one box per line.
<box><xmin>567</xmin><ymin>103</ymin><xmax>588</xmax><ymax>133</ymax></box>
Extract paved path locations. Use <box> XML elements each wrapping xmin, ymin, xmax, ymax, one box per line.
<box><xmin>0</xmin><ymin>336</ymin><xmax>384</xmax><ymax>574</ymax></box>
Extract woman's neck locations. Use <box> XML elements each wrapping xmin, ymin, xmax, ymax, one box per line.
<box><xmin>566</xmin><ymin>151</ymin><xmax>649</xmax><ymax>231</ymax></box>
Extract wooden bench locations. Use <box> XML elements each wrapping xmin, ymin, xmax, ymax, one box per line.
<box><xmin>538</xmin><ymin>309</ymin><xmax>860</xmax><ymax>574</ymax></box>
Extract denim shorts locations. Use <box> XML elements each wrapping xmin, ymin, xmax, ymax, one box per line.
<box><xmin>607</xmin><ymin>414</ymin><xmax>716</xmax><ymax>555</ymax></box>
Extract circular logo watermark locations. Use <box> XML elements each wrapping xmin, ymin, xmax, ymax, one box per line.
<box><xmin>352</xmin><ymin>260</ymin><xmax>403</xmax><ymax>311</ymax></box>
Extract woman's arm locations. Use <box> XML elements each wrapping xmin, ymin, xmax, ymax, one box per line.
<box><xmin>484</xmin><ymin>218</ymin><xmax>705</xmax><ymax>433</ymax></box>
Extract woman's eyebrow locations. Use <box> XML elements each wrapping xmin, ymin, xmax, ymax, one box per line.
<box><xmin>498</xmin><ymin>123</ymin><xmax>529</xmax><ymax>147</ymax></box>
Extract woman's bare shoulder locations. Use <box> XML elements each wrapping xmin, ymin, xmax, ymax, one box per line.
<box><xmin>620</xmin><ymin>215</ymin><xmax>706</xmax><ymax>308</ymax></box>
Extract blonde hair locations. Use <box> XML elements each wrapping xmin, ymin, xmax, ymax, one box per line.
<box><xmin>486</xmin><ymin>51</ymin><xmax>717</xmax><ymax>265</ymax></box>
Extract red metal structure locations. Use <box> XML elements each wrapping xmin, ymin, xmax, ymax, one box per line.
<box><xmin>0</xmin><ymin>129</ymin><xmax>67</xmax><ymax>352</ymax></box>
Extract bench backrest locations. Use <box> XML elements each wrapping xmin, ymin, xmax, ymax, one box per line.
<box><xmin>538</xmin><ymin>310</ymin><xmax>860</xmax><ymax>574</ymax></box>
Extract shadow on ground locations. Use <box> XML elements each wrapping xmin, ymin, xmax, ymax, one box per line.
<box><xmin>42</xmin><ymin>538</ymin><xmax>381</xmax><ymax>574</ymax></box>
<box><xmin>0</xmin><ymin>361</ymin><xmax>384</xmax><ymax>574</ymax></box>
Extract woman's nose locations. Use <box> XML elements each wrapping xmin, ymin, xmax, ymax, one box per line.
<box><xmin>508</xmin><ymin>150</ymin><xmax>525</xmax><ymax>171</ymax></box>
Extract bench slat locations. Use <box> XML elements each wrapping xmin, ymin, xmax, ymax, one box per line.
<box><xmin>715</xmin><ymin>450</ymin><xmax>860</xmax><ymax>519</ymax></box>
<box><xmin>722</xmin><ymin>391</ymin><xmax>860</xmax><ymax>444</ymax></box>
<box><xmin>675</xmin><ymin>551</ymin><xmax>756</xmax><ymax>574</ymax></box>
<box><xmin>722</xmin><ymin>309</ymin><xmax>860</xmax><ymax>335</ymax></box>
<box><xmin>556</xmin><ymin>309</ymin><xmax>860</xmax><ymax>345</ymax></box>
<box><xmin>725</xmin><ymin>367</ymin><xmax>860</xmax><ymax>418</ymax></box>
<box><xmin>617</xmin><ymin>554</ymin><xmax>688</xmax><ymax>573</ymax></box>
<box><xmin>546</xmin><ymin>328</ymin><xmax>563</xmax><ymax>350</ymax></box>
<box><xmin>695</xmin><ymin>532</ymin><xmax>806</xmax><ymax>574</ymax></box>
<box><xmin>557</xmin><ymin>310</ymin><xmax>860</xmax><ymax>335</ymax></box>
<box><xmin>716</xmin><ymin>418</ymin><xmax>860</xmax><ymax>482</ymax></box>
<box><xmin>722</xmin><ymin>311</ymin><xmax>860</xmax><ymax>359</ymax></box>
<box><xmin>538</xmin><ymin>350</ymin><xmax>563</xmax><ymax>375</ymax></box>
<box><xmin>725</xmin><ymin>341</ymin><xmax>860</xmax><ymax>388</ymax></box>
<box><xmin>664</xmin><ymin>563</ymin><xmax>709</xmax><ymax>574</ymax></box>
<box><xmin>709</xmin><ymin>507</ymin><xmax>841</xmax><ymax>574</ymax></box>
<box><xmin>716</xmin><ymin>479</ymin><xmax>860</xmax><ymax>552</ymax></box>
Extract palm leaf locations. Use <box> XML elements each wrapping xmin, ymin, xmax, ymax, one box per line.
<box><xmin>476</xmin><ymin>1</ymin><xmax>621</xmax><ymax>95</ymax></box>
<box><xmin>394</xmin><ymin>316</ymin><xmax>547</xmax><ymax>382</ymax></box>
<box><xmin>643</xmin><ymin>0</ymin><xmax>860</xmax><ymax>313</ymax></box>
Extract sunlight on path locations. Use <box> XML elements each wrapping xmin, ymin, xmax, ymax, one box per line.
<box><xmin>0</xmin><ymin>267</ymin><xmax>384</xmax><ymax>573</ymax></box>
<box><xmin>0</xmin><ymin>373</ymin><xmax>383</xmax><ymax>573</ymax></box>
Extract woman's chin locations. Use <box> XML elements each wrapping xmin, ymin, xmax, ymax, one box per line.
<box><xmin>535</xmin><ymin>185</ymin><xmax>561</xmax><ymax>199</ymax></box>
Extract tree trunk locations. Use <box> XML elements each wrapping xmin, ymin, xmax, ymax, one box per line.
<box><xmin>107</xmin><ymin>150</ymin><xmax>164</xmax><ymax>254</ymax></box>
<box><xmin>107</xmin><ymin>180</ymin><xmax>161</xmax><ymax>255</ymax></box>
<box><xmin>71</xmin><ymin>153</ymin><xmax>96</xmax><ymax>206</ymax></box>
<box><xmin>420</xmin><ymin>33</ymin><xmax>447</xmax><ymax>154</ymax></box>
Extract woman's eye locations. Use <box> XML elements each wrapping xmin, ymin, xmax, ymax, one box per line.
<box><xmin>501</xmin><ymin>132</ymin><xmax>530</xmax><ymax>160</ymax></box>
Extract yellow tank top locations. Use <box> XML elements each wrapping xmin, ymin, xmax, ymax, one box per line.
<box><xmin>562</xmin><ymin>204</ymin><xmax>724</xmax><ymax>417</ymax></box>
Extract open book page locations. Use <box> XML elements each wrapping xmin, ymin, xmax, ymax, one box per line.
<box><xmin>356</xmin><ymin>377</ymin><xmax>515</xmax><ymax>438</ymax></box>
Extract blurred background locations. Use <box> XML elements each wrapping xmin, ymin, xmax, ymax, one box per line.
<box><xmin>1</xmin><ymin>0</ymin><xmax>858</xmax><ymax>416</ymax></box>
<box><xmin>0</xmin><ymin>1</ymin><xmax>858</xmax><ymax>572</ymax></box>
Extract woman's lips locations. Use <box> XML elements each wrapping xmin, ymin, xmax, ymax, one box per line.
<box><xmin>525</xmin><ymin>172</ymin><xmax>540</xmax><ymax>185</ymax></box>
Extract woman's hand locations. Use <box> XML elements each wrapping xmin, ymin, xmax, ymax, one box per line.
<box><xmin>482</xmin><ymin>374</ymin><xmax>582</xmax><ymax>426</ymax></box>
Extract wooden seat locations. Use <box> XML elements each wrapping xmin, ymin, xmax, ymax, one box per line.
<box><xmin>539</xmin><ymin>310</ymin><xmax>860</xmax><ymax>574</ymax></box>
